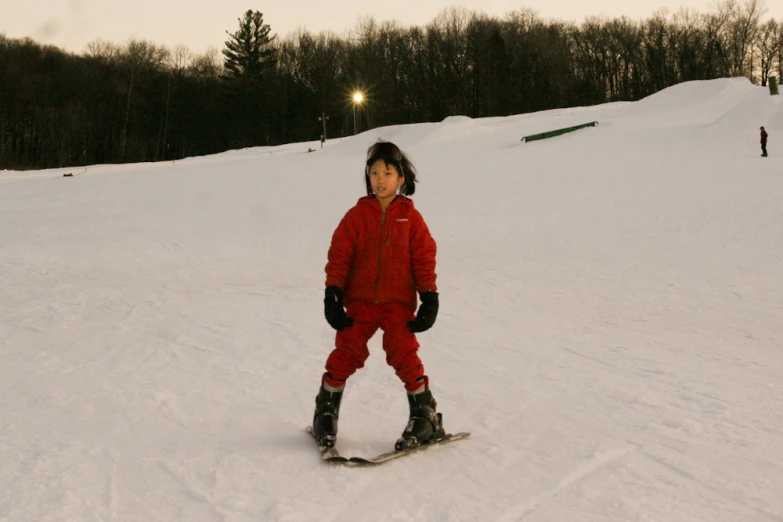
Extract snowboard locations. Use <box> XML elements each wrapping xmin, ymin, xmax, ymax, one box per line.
<box><xmin>306</xmin><ymin>426</ymin><xmax>470</xmax><ymax>466</ymax></box>
<box><xmin>349</xmin><ymin>432</ymin><xmax>471</xmax><ymax>466</ymax></box>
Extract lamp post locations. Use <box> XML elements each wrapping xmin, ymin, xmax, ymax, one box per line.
<box><xmin>352</xmin><ymin>92</ymin><xmax>364</xmax><ymax>135</ymax></box>
<box><xmin>318</xmin><ymin>112</ymin><xmax>328</xmax><ymax>148</ymax></box>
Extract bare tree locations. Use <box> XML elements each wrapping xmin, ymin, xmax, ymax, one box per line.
<box><xmin>778</xmin><ymin>20</ymin><xmax>783</xmax><ymax>80</ymax></box>
<box><xmin>755</xmin><ymin>19</ymin><xmax>780</xmax><ymax>84</ymax></box>
<box><xmin>430</xmin><ymin>7</ymin><xmax>471</xmax><ymax>116</ymax></box>
<box><xmin>282</xmin><ymin>29</ymin><xmax>345</xmax><ymax>113</ymax></box>
<box><xmin>723</xmin><ymin>0</ymin><xmax>765</xmax><ymax>77</ymax></box>
<box><xmin>118</xmin><ymin>39</ymin><xmax>169</xmax><ymax>158</ymax></box>
<box><xmin>85</xmin><ymin>38</ymin><xmax>121</xmax><ymax>61</ymax></box>
<box><xmin>671</xmin><ymin>8</ymin><xmax>703</xmax><ymax>81</ymax></box>
<box><xmin>701</xmin><ymin>8</ymin><xmax>731</xmax><ymax>78</ymax></box>
<box><xmin>187</xmin><ymin>48</ymin><xmax>223</xmax><ymax>81</ymax></box>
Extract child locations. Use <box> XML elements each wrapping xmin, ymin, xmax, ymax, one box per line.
<box><xmin>312</xmin><ymin>140</ymin><xmax>444</xmax><ymax>450</ymax></box>
<box><xmin>760</xmin><ymin>126</ymin><xmax>768</xmax><ymax>157</ymax></box>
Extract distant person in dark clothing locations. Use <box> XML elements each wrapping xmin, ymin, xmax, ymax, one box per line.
<box><xmin>760</xmin><ymin>126</ymin><xmax>768</xmax><ymax>157</ymax></box>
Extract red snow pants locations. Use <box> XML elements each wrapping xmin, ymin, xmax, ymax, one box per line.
<box><xmin>322</xmin><ymin>301</ymin><xmax>427</xmax><ymax>392</ymax></box>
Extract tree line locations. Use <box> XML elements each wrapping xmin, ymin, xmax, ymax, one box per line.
<box><xmin>1</xmin><ymin>0</ymin><xmax>780</xmax><ymax>170</ymax></box>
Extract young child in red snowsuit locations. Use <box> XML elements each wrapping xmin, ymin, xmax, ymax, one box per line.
<box><xmin>312</xmin><ymin>140</ymin><xmax>444</xmax><ymax>450</ymax></box>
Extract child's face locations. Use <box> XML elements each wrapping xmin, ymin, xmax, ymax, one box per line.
<box><xmin>368</xmin><ymin>159</ymin><xmax>404</xmax><ymax>205</ymax></box>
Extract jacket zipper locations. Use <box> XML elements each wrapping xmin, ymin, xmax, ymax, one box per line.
<box><xmin>384</xmin><ymin>211</ymin><xmax>392</xmax><ymax>245</ymax></box>
<box><xmin>374</xmin><ymin>208</ymin><xmax>387</xmax><ymax>301</ymax></box>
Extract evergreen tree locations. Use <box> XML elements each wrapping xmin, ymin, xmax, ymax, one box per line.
<box><xmin>222</xmin><ymin>10</ymin><xmax>276</xmax><ymax>82</ymax></box>
<box><xmin>221</xmin><ymin>10</ymin><xmax>278</xmax><ymax>147</ymax></box>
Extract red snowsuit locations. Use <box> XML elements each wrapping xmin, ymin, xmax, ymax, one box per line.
<box><xmin>323</xmin><ymin>196</ymin><xmax>437</xmax><ymax>391</ymax></box>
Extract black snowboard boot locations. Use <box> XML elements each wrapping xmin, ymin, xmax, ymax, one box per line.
<box><xmin>313</xmin><ymin>385</ymin><xmax>343</xmax><ymax>448</ymax></box>
<box><xmin>395</xmin><ymin>389</ymin><xmax>445</xmax><ymax>450</ymax></box>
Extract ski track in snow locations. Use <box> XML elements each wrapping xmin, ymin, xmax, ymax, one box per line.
<box><xmin>496</xmin><ymin>445</ymin><xmax>637</xmax><ymax>522</ymax></box>
<box><xmin>1</xmin><ymin>78</ymin><xmax>782</xmax><ymax>521</ymax></box>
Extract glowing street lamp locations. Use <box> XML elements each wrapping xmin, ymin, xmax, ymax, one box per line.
<box><xmin>352</xmin><ymin>92</ymin><xmax>364</xmax><ymax>135</ymax></box>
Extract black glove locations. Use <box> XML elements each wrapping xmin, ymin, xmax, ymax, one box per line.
<box><xmin>408</xmin><ymin>291</ymin><xmax>439</xmax><ymax>333</ymax></box>
<box><xmin>324</xmin><ymin>286</ymin><xmax>354</xmax><ymax>331</ymax></box>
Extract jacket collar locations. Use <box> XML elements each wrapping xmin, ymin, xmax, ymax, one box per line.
<box><xmin>357</xmin><ymin>195</ymin><xmax>411</xmax><ymax>210</ymax></box>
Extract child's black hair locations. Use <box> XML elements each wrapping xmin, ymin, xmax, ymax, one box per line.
<box><xmin>365</xmin><ymin>140</ymin><xmax>418</xmax><ymax>197</ymax></box>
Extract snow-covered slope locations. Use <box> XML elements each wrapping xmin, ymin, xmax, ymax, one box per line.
<box><xmin>1</xmin><ymin>77</ymin><xmax>781</xmax><ymax>521</ymax></box>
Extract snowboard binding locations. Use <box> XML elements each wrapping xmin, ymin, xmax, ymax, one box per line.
<box><xmin>313</xmin><ymin>386</ymin><xmax>343</xmax><ymax>448</ymax></box>
<box><xmin>395</xmin><ymin>388</ymin><xmax>446</xmax><ymax>452</ymax></box>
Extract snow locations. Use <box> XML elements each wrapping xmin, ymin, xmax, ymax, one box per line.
<box><xmin>1</xmin><ymin>77</ymin><xmax>782</xmax><ymax>521</ymax></box>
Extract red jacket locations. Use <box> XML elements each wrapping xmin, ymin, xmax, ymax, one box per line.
<box><xmin>761</xmin><ymin>129</ymin><xmax>768</xmax><ymax>143</ymax></box>
<box><xmin>325</xmin><ymin>196</ymin><xmax>437</xmax><ymax>311</ymax></box>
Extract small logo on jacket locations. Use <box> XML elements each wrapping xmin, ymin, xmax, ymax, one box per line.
<box><xmin>395</xmin><ymin>218</ymin><xmax>408</xmax><ymax>222</ymax></box>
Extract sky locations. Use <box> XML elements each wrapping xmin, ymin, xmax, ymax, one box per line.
<box><xmin>1</xmin><ymin>0</ymin><xmax>782</xmax><ymax>55</ymax></box>
<box><xmin>1</xmin><ymin>77</ymin><xmax>782</xmax><ymax>521</ymax></box>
